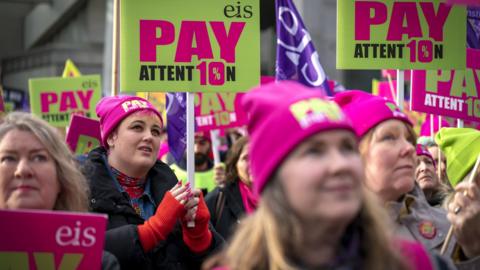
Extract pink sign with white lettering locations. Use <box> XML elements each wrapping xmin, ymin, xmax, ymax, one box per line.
<box><xmin>0</xmin><ymin>209</ymin><xmax>107</xmax><ymax>270</ymax></box>
<box><xmin>411</xmin><ymin>49</ymin><xmax>480</xmax><ymax>122</ymax></box>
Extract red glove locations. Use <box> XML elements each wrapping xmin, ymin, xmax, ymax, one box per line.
<box><xmin>138</xmin><ymin>192</ymin><xmax>186</xmax><ymax>251</ymax></box>
<box><xmin>182</xmin><ymin>193</ymin><xmax>212</xmax><ymax>253</ymax></box>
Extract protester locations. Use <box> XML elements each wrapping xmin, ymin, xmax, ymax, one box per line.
<box><xmin>419</xmin><ymin>136</ymin><xmax>451</xmax><ymax>188</ymax></box>
<box><xmin>0</xmin><ymin>112</ymin><xmax>119</xmax><ymax>269</ymax></box>
<box><xmin>206</xmin><ymin>81</ymin><xmax>439</xmax><ymax>270</ymax></box>
<box><xmin>415</xmin><ymin>144</ymin><xmax>449</xmax><ymax>207</ymax></box>
<box><xmin>82</xmin><ymin>96</ymin><xmax>222</xmax><ymax>269</ymax></box>
<box><xmin>335</xmin><ymin>91</ymin><xmax>472</xmax><ymax>268</ymax></box>
<box><xmin>436</xmin><ymin>128</ymin><xmax>480</xmax><ymax>264</ymax></box>
<box><xmin>169</xmin><ymin>131</ymin><xmax>218</xmax><ymax>193</ymax></box>
<box><xmin>205</xmin><ymin>136</ymin><xmax>256</xmax><ymax>240</ymax></box>
<box><xmin>225</xmin><ymin>128</ymin><xmax>244</xmax><ymax>150</ymax></box>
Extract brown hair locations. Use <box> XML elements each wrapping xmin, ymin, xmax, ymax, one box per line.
<box><xmin>0</xmin><ymin>112</ymin><xmax>89</xmax><ymax>212</ymax></box>
<box><xmin>225</xmin><ymin>136</ymin><xmax>249</xmax><ymax>184</ymax></box>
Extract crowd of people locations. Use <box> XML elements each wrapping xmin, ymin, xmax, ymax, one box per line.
<box><xmin>1</xmin><ymin>81</ymin><xmax>480</xmax><ymax>269</ymax></box>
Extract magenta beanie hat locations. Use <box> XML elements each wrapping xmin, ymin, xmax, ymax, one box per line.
<box><xmin>96</xmin><ymin>95</ymin><xmax>163</xmax><ymax>147</ymax></box>
<box><xmin>334</xmin><ymin>90</ymin><xmax>412</xmax><ymax>137</ymax></box>
<box><xmin>416</xmin><ymin>144</ymin><xmax>435</xmax><ymax>168</ymax></box>
<box><xmin>243</xmin><ymin>81</ymin><xmax>355</xmax><ymax>195</ymax></box>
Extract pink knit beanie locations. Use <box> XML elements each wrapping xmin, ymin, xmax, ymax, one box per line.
<box><xmin>242</xmin><ymin>81</ymin><xmax>355</xmax><ymax>195</ymax></box>
<box><xmin>334</xmin><ymin>90</ymin><xmax>412</xmax><ymax>137</ymax></box>
<box><xmin>416</xmin><ymin>144</ymin><xmax>435</xmax><ymax>168</ymax></box>
<box><xmin>96</xmin><ymin>96</ymin><xmax>163</xmax><ymax>147</ymax></box>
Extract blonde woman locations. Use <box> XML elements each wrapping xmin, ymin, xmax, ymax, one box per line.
<box><xmin>0</xmin><ymin>112</ymin><xmax>118</xmax><ymax>269</ymax></box>
<box><xmin>206</xmin><ymin>82</ymin><xmax>438</xmax><ymax>270</ymax></box>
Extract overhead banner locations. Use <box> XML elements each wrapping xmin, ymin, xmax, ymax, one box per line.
<box><xmin>29</xmin><ymin>75</ymin><xmax>101</xmax><ymax>127</ymax></box>
<box><xmin>195</xmin><ymin>92</ymin><xmax>247</xmax><ymax>132</ymax></box>
<box><xmin>0</xmin><ymin>209</ymin><xmax>107</xmax><ymax>270</ymax></box>
<box><xmin>337</xmin><ymin>0</ymin><xmax>466</xmax><ymax>69</ymax></box>
<box><xmin>120</xmin><ymin>0</ymin><xmax>260</xmax><ymax>93</ymax></box>
<box><xmin>66</xmin><ymin>115</ymin><xmax>101</xmax><ymax>155</ymax></box>
<box><xmin>411</xmin><ymin>49</ymin><xmax>480</xmax><ymax>122</ymax></box>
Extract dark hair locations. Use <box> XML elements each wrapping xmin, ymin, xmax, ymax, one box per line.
<box><xmin>225</xmin><ymin>136</ymin><xmax>249</xmax><ymax>184</ymax></box>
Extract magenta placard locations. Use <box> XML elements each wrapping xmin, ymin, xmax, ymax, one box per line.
<box><xmin>0</xmin><ymin>209</ymin><xmax>107</xmax><ymax>270</ymax></box>
<box><xmin>194</xmin><ymin>92</ymin><xmax>247</xmax><ymax>132</ymax></box>
<box><xmin>66</xmin><ymin>114</ymin><xmax>101</xmax><ymax>154</ymax></box>
<box><xmin>411</xmin><ymin>49</ymin><xmax>480</xmax><ymax>122</ymax></box>
<box><xmin>447</xmin><ymin>0</ymin><xmax>480</xmax><ymax>6</ymax></box>
<box><xmin>376</xmin><ymin>80</ymin><xmax>397</xmax><ymax>102</ymax></box>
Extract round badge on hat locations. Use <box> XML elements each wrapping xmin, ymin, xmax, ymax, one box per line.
<box><xmin>418</xmin><ymin>221</ymin><xmax>436</xmax><ymax>239</ymax></box>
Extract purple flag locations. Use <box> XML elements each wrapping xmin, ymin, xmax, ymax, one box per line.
<box><xmin>166</xmin><ymin>92</ymin><xmax>187</xmax><ymax>163</ymax></box>
<box><xmin>467</xmin><ymin>7</ymin><xmax>480</xmax><ymax>49</ymax></box>
<box><xmin>275</xmin><ymin>0</ymin><xmax>332</xmax><ymax>96</ymax></box>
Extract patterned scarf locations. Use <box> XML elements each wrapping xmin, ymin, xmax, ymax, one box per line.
<box><xmin>111</xmin><ymin>166</ymin><xmax>146</xmax><ymax>215</ymax></box>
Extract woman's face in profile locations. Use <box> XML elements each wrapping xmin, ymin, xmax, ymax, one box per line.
<box><xmin>363</xmin><ymin>120</ymin><xmax>416</xmax><ymax>202</ymax></box>
<box><xmin>0</xmin><ymin>129</ymin><xmax>59</xmax><ymax>210</ymax></box>
<box><xmin>236</xmin><ymin>144</ymin><xmax>252</xmax><ymax>186</ymax></box>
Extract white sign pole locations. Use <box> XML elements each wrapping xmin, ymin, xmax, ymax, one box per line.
<box><xmin>186</xmin><ymin>92</ymin><xmax>195</xmax><ymax>227</ymax></box>
<box><xmin>186</xmin><ymin>92</ymin><xmax>195</xmax><ymax>189</ymax></box>
<box><xmin>210</xmin><ymin>129</ymin><xmax>221</xmax><ymax>166</ymax></box>
<box><xmin>396</xmin><ymin>70</ymin><xmax>404</xmax><ymax>110</ymax></box>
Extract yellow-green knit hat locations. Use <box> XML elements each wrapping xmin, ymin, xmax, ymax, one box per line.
<box><xmin>435</xmin><ymin>128</ymin><xmax>480</xmax><ymax>187</ymax></box>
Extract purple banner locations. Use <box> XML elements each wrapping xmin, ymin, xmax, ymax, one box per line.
<box><xmin>166</xmin><ymin>92</ymin><xmax>187</xmax><ymax>163</ymax></box>
<box><xmin>275</xmin><ymin>0</ymin><xmax>332</xmax><ymax>95</ymax></box>
<box><xmin>468</xmin><ymin>7</ymin><xmax>480</xmax><ymax>49</ymax></box>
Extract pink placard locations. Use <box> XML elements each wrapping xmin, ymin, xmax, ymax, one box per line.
<box><xmin>374</xmin><ymin>80</ymin><xmax>397</xmax><ymax>102</ymax></box>
<box><xmin>411</xmin><ymin>49</ymin><xmax>480</xmax><ymax>122</ymax></box>
<box><xmin>66</xmin><ymin>115</ymin><xmax>101</xmax><ymax>154</ymax></box>
<box><xmin>0</xmin><ymin>209</ymin><xmax>107</xmax><ymax>270</ymax></box>
<box><xmin>260</xmin><ymin>76</ymin><xmax>275</xmax><ymax>85</ymax></box>
<box><xmin>195</xmin><ymin>92</ymin><xmax>247</xmax><ymax>132</ymax></box>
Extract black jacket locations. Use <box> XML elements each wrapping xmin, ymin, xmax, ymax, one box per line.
<box><xmin>205</xmin><ymin>181</ymin><xmax>245</xmax><ymax>241</ymax></box>
<box><xmin>83</xmin><ymin>147</ymin><xmax>223</xmax><ymax>270</ymax></box>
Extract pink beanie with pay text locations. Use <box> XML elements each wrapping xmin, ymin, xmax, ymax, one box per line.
<box><xmin>243</xmin><ymin>81</ymin><xmax>355</xmax><ymax>195</ymax></box>
<box><xmin>96</xmin><ymin>96</ymin><xmax>163</xmax><ymax>147</ymax></box>
<box><xmin>334</xmin><ymin>90</ymin><xmax>412</xmax><ymax>137</ymax></box>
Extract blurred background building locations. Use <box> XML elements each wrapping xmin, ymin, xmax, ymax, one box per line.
<box><xmin>0</xmin><ymin>0</ymin><xmax>380</xmax><ymax>110</ymax></box>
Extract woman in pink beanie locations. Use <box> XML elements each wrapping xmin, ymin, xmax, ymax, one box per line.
<box><xmin>335</xmin><ymin>91</ymin><xmax>477</xmax><ymax>268</ymax></box>
<box><xmin>206</xmin><ymin>81</ymin><xmax>439</xmax><ymax>270</ymax></box>
<box><xmin>415</xmin><ymin>144</ymin><xmax>449</xmax><ymax>207</ymax></box>
<box><xmin>82</xmin><ymin>95</ymin><xmax>222</xmax><ymax>270</ymax></box>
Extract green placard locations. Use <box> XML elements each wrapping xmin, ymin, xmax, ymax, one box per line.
<box><xmin>120</xmin><ymin>0</ymin><xmax>260</xmax><ymax>93</ymax></box>
<box><xmin>337</xmin><ymin>0</ymin><xmax>466</xmax><ymax>69</ymax></box>
<box><xmin>28</xmin><ymin>75</ymin><xmax>101</xmax><ymax>127</ymax></box>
